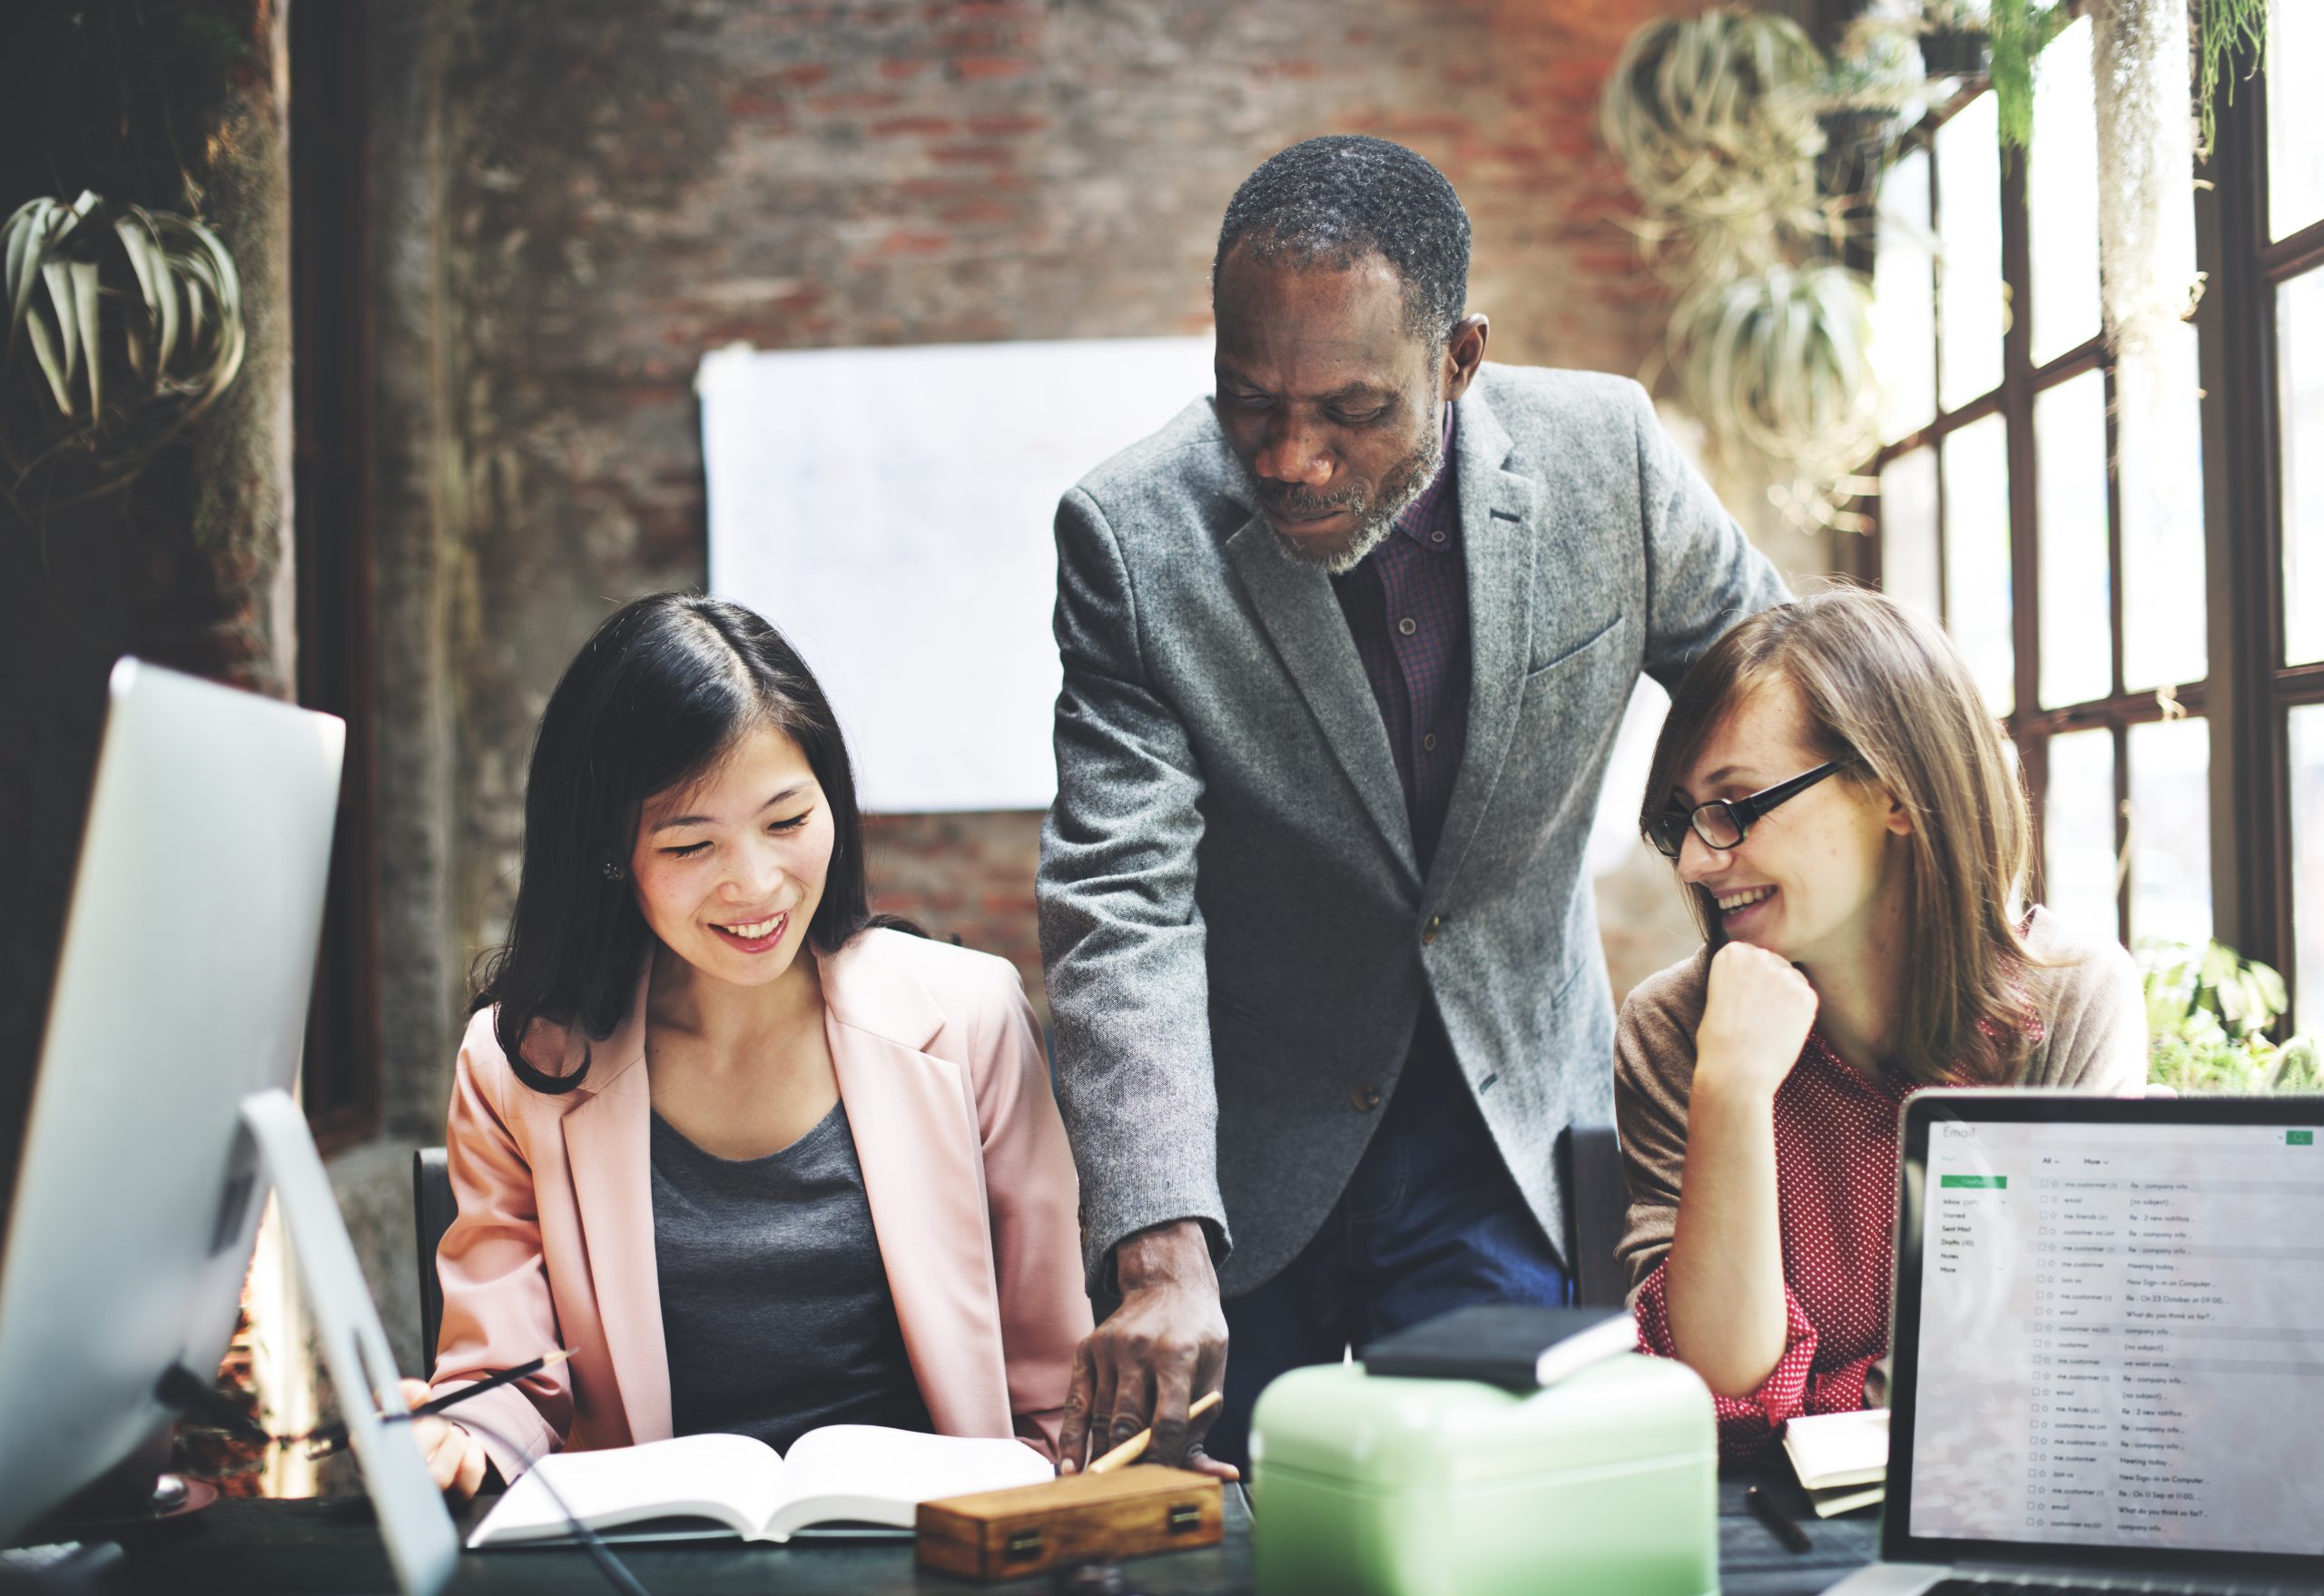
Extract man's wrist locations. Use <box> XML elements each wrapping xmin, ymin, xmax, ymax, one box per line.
<box><xmin>1113</xmin><ymin>1218</ymin><xmax>1214</xmax><ymax>1294</ymax></box>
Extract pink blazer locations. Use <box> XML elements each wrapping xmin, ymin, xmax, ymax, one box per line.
<box><xmin>427</xmin><ymin>928</ymin><xmax>1092</xmax><ymax>1480</ymax></box>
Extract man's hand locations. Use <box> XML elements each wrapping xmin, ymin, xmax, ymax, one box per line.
<box><xmin>1058</xmin><ymin>1219</ymin><xmax>1237</xmax><ymax>1480</ymax></box>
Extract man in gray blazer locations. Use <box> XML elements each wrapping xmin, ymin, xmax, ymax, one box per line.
<box><xmin>1039</xmin><ymin>136</ymin><xmax>1784</xmax><ymax>1473</ymax></box>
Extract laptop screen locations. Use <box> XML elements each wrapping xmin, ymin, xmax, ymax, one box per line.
<box><xmin>1895</xmin><ymin>1098</ymin><xmax>2324</xmax><ymax>1564</ymax></box>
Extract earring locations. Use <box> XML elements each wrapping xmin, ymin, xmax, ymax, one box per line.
<box><xmin>602</xmin><ymin>858</ymin><xmax>625</xmax><ymax>882</ymax></box>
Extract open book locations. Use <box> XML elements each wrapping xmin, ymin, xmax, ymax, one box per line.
<box><xmin>466</xmin><ymin>1427</ymin><xmax>1053</xmax><ymax>1548</ymax></box>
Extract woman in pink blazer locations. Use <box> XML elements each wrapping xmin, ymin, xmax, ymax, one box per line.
<box><xmin>410</xmin><ymin>593</ymin><xmax>1091</xmax><ymax>1497</ymax></box>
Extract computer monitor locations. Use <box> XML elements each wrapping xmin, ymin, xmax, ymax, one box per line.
<box><xmin>0</xmin><ymin>660</ymin><xmax>453</xmax><ymax>1593</ymax></box>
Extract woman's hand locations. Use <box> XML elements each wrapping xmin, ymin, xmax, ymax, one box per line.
<box><xmin>1663</xmin><ymin>943</ymin><xmax>1817</xmax><ymax>1397</ymax></box>
<box><xmin>1692</xmin><ymin>942</ymin><xmax>1819</xmax><ymax>1104</ymax></box>
<box><xmin>397</xmin><ymin>1378</ymin><xmax>490</xmax><ymax>1503</ymax></box>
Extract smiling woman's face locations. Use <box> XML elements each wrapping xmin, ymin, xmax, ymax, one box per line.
<box><xmin>1669</xmin><ymin>675</ymin><xmax>1909</xmax><ymax>966</ymax></box>
<box><xmin>626</xmin><ymin>722</ymin><xmax>833</xmax><ymax>990</ymax></box>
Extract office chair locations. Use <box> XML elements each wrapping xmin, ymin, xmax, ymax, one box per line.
<box><xmin>1559</xmin><ymin>1122</ymin><xmax>1630</xmax><ymax>1308</ymax></box>
<box><xmin>412</xmin><ymin>1148</ymin><xmax>455</xmax><ymax>1369</ymax></box>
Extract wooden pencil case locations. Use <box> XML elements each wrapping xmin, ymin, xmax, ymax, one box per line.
<box><xmin>915</xmin><ymin>1466</ymin><xmax>1223</xmax><ymax>1581</ymax></box>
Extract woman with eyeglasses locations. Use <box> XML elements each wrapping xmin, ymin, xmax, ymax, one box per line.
<box><xmin>1613</xmin><ymin>587</ymin><xmax>2146</xmax><ymax>1460</ymax></box>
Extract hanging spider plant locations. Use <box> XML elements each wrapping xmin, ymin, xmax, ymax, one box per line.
<box><xmin>1599</xmin><ymin>6</ymin><xmax>1835</xmax><ymax>280</ymax></box>
<box><xmin>1670</xmin><ymin>260</ymin><xmax>1884</xmax><ymax>532</ymax></box>
<box><xmin>2</xmin><ymin>191</ymin><xmax>246</xmax><ymax>506</ymax></box>
<box><xmin>1987</xmin><ymin>0</ymin><xmax>2072</xmax><ymax>149</ymax></box>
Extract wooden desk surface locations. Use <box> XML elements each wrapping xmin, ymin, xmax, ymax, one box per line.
<box><xmin>100</xmin><ymin>1472</ymin><xmax>1881</xmax><ymax>1594</ymax></box>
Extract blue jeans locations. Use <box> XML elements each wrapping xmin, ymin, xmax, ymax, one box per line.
<box><xmin>1204</xmin><ymin>1018</ymin><xmax>1569</xmax><ymax>1470</ymax></box>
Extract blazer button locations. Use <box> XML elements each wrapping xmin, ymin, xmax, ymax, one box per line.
<box><xmin>1353</xmin><ymin>1083</ymin><xmax>1383</xmax><ymax>1112</ymax></box>
<box><xmin>1422</xmin><ymin>915</ymin><xmax>1442</xmax><ymax>945</ymax></box>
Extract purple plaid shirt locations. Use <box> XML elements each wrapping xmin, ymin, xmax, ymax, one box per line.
<box><xmin>1331</xmin><ymin>404</ymin><xmax>1466</xmax><ymax>874</ymax></box>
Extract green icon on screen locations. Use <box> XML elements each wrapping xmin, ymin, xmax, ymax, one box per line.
<box><xmin>1940</xmin><ymin>1175</ymin><xmax>2007</xmax><ymax>1188</ymax></box>
<box><xmin>2290</xmin><ymin>1130</ymin><xmax>2315</xmax><ymax>1147</ymax></box>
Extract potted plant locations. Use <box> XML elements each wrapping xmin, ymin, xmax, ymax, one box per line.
<box><xmin>1669</xmin><ymin>258</ymin><xmax>1884</xmax><ymax>528</ymax></box>
<box><xmin>2139</xmin><ymin>939</ymin><xmax>2322</xmax><ymax>1093</ymax></box>
<box><xmin>1916</xmin><ymin>0</ymin><xmax>1991</xmax><ymax>76</ymax></box>
<box><xmin>1599</xmin><ymin>7</ymin><xmax>1828</xmax><ymax>230</ymax></box>
<box><xmin>1810</xmin><ymin>12</ymin><xmax>1929</xmax><ymax>165</ymax></box>
<box><xmin>2</xmin><ymin>191</ymin><xmax>245</xmax><ymax>511</ymax></box>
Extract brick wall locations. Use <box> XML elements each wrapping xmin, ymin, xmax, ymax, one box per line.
<box><xmin>373</xmin><ymin>0</ymin><xmax>1761</xmax><ymax>1076</ymax></box>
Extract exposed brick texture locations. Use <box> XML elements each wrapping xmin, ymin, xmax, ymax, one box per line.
<box><xmin>374</xmin><ymin>0</ymin><xmax>1759</xmax><ymax>1093</ymax></box>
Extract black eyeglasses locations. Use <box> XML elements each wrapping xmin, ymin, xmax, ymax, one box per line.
<box><xmin>1645</xmin><ymin>761</ymin><xmax>1850</xmax><ymax>860</ymax></box>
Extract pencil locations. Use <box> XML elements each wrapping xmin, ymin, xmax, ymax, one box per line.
<box><xmin>405</xmin><ymin>1349</ymin><xmax>575</xmax><ymax>1423</ymax></box>
<box><xmin>307</xmin><ymin>1350</ymin><xmax>574</xmax><ymax>1453</ymax></box>
<box><xmin>1085</xmin><ymin>1389</ymin><xmax>1223</xmax><ymax>1474</ymax></box>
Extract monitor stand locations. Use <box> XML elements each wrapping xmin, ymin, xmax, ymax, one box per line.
<box><xmin>236</xmin><ymin>1089</ymin><xmax>459</xmax><ymax>1596</ymax></box>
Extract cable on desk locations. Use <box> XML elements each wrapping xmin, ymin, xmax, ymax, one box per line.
<box><xmin>451</xmin><ymin>1413</ymin><xmax>652</xmax><ymax>1596</ymax></box>
<box><xmin>156</xmin><ymin>1364</ymin><xmax>653</xmax><ymax>1596</ymax></box>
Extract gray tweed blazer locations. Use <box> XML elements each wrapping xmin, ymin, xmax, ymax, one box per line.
<box><xmin>1037</xmin><ymin>363</ymin><xmax>1786</xmax><ymax>1297</ymax></box>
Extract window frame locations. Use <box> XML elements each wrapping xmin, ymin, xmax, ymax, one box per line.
<box><xmin>1863</xmin><ymin>75</ymin><xmax>2208</xmax><ymax>953</ymax></box>
<box><xmin>290</xmin><ymin>0</ymin><xmax>384</xmax><ymax>1152</ymax></box>
<box><xmin>2197</xmin><ymin>50</ymin><xmax>2324</xmax><ymax>1028</ymax></box>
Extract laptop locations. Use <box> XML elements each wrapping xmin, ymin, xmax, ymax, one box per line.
<box><xmin>1823</xmin><ymin>1089</ymin><xmax>2324</xmax><ymax>1595</ymax></box>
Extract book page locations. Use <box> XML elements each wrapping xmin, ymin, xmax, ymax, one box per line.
<box><xmin>468</xmin><ymin>1433</ymin><xmax>783</xmax><ymax>1548</ymax></box>
<box><xmin>763</xmin><ymin>1426</ymin><xmax>1051</xmax><ymax>1540</ymax></box>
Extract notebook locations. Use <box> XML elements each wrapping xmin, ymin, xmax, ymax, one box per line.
<box><xmin>1781</xmin><ymin>1409</ymin><xmax>1887</xmax><ymax>1517</ymax></box>
<box><xmin>465</xmin><ymin>1426</ymin><xmax>1052</xmax><ymax>1548</ymax></box>
<box><xmin>1359</xmin><ymin>1305</ymin><xmax>1635</xmax><ymax>1390</ymax></box>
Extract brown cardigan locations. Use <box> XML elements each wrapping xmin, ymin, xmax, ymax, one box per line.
<box><xmin>1611</xmin><ymin>906</ymin><xmax>2149</xmax><ymax>1300</ymax></box>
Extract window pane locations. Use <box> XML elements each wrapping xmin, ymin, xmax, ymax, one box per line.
<box><xmin>1944</xmin><ymin>413</ymin><xmax>2014</xmax><ymax>715</ymax></box>
<box><xmin>1881</xmin><ymin>446</ymin><xmax>1941</xmax><ymax>622</ymax></box>
<box><xmin>2119</xmin><ymin>321</ymin><xmax>2210</xmax><ymax>688</ymax></box>
<box><xmin>2027</xmin><ymin>17</ymin><xmax>2101</xmax><ymax>366</ymax></box>
<box><xmin>2043</xmin><ymin>728</ymin><xmax>2120</xmax><ymax>939</ymax></box>
<box><xmin>2035</xmin><ymin>369</ymin><xmax>2112</xmax><ymax>707</ymax></box>
<box><xmin>1937</xmin><ymin>93</ymin><xmax>2005</xmax><ymax>410</ymax></box>
<box><xmin>1875</xmin><ymin>147</ymin><xmax>1937</xmax><ymax>444</ymax></box>
<box><xmin>2292</xmin><ymin>705</ymin><xmax>2324</xmax><ymax>1033</ymax></box>
<box><xmin>2270</xmin><ymin>0</ymin><xmax>2324</xmax><ymax>241</ymax></box>
<box><xmin>2125</xmin><ymin>717</ymin><xmax>2211</xmax><ymax>946</ymax></box>
<box><xmin>2281</xmin><ymin>268</ymin><xmax>2324</xmax><ymax>666</ymax></box>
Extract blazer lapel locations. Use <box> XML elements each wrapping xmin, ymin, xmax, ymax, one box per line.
<box><xmin>821</xmin><ymin>941</ymin><xmax>1015</xmax><ymax>1440</ymax></box>
<box><xmin>1224</xmin><ymin>514</ymin><xmax>1420</xmax><ymax>886</ymax></box>
<box><xmin>559</xmin><ymin>977</ymin><xmax>670</xmax><ymax>1445</ymax></box>
<box><xmin>1424</xmin><ymin>389</ymin><xmax>1540</xmax><ymax>912</ymax></box>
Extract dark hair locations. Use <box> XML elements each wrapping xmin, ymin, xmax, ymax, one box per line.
<box><xmin>472</xmin><ymin>592</ymin><xmax>893</xmax><ymax>1093</ymax></box>
<box><xmin>1212</xmin><ymin>134</ymin><xmax>1471</xmax><ymax>346</ymax></box>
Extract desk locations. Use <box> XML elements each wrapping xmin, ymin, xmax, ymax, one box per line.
<box><xmin>101</xmin><ymin>1473</ymin><xmax>1880</xmax><ymax>1594</ymax></box>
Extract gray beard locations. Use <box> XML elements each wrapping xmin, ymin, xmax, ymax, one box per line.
<box><xmin>1235</xmin><ymin>420</ymin><xmax>1445</xmax><ymax>577</ymax></box>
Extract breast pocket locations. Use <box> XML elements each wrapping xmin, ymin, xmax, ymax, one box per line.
<box><xmin>1521</xmin><ymin>612</ymin><xmax>1625</xmax><ymax>691</ymax></box>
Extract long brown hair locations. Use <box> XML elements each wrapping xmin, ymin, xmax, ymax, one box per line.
<box><xmin>1640</xmin><ymin>587</ymin><xmax>2038</xmax><ymax>1087</ymax></box>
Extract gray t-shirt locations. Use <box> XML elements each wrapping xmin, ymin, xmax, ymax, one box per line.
<box><xmin>649</xmin><ymin>1099</ymin><xmax>932</xmax><ymax>1453</ymax></box>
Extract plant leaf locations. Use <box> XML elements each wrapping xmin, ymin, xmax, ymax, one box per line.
<box><xmin>41</xmin><ymin>258</ymin><xmax>81</xmax><ymax>405</ymax></box>
<box><xmin>5</xmin><ymin>199</ymin><xmax>59</xmax><ymax>337</ymax></box>
<box><xmin>24</xmin><ymin>304</ymin><xmax>74</xmax><ymax>414</ymax></box>
<box><xmin>71</xmin><ymin>258</ymin><xmax>102</xmax><ymax>419</ymax></box>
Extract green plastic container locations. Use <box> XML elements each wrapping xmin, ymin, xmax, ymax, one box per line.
<box><xmin>1249</xmin><ymin>1355</ymin><xmax>1718</xmax><ymax>1596</ymax></box>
